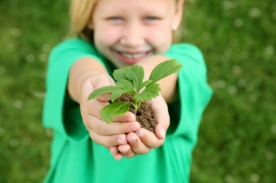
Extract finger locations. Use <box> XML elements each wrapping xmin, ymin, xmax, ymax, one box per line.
<box><xmin>136</xmin><ymin>128</ymin><xmax>165</xmax><ymax>148</ymax></box>
<box><xmin>149</xmin><ymin>96</ymin><xmax>170</xmax><ymax>139</ymax></box>
<box><xmin>87</xmin><ymin>98</ymin><xmax>136</xmax><ymax>123</ymax></box>
<box><xmin>118</xmin><ymin>144</ymin><xmax>136</xmax><ymax>158</ymax></box>
<box><xmin>85</xmin><ymin>114</ymin><xmax>140</xmax><ymax>135</ymax></box>
<box><xmin>126</xmin><ymin>132</ymin><xmax>150</xmax><ymax>154</ymax></box>
<box><xmin>93</xmin><ymin>74</ymin><xmax>115</xmax><ymax>102</ymax></box>
<box><xmin>112</xmin><ymin>111</ymin><xmax>136</xmax><ymax>123</ymax></box>
<box><xmin>89</xmin><ymin>130</ymin><xmax>128</xmax><ymax>147</ymax></box>
<box><xmin>113</xmin><ymin>154</ymin><xmax>123</xmax><ymax>160</ymax></box>
<box><xmin>109</xmin><ymin>146</ymin><xmax>123</xmax><ymax>161</ymax></box>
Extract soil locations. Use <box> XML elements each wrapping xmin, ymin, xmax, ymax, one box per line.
<box><xmin>115</xmin><ymin>94</ymin><xmax>157</xmax><ymax>133</ymax></box>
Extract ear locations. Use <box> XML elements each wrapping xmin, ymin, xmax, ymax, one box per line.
<box><xmin>172</xmin><ymin>0</ymin><xmax>184</xmax><ymax>30</ymax></box>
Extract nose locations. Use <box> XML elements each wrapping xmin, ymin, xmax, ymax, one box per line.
<box><xmin>120</xmin><ymin>22</ymin><xmax>145</xmax><ymax>48</ymax></box>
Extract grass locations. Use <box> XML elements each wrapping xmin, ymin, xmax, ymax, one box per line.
<box><xmin>0</xmin><ymin>0</ymin><xmax>275</xmax><ymax>182</ymax></box>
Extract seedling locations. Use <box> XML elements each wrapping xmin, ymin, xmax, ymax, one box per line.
<box><xmin>87</xmin><ymin>59</ymin><xmax>182</xmax><ymax>123</ymax></box>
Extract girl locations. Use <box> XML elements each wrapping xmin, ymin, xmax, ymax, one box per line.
<box><xmin>43</xmin><ymin>0</ymin><xmax>212</xmax><ymax>182</ymax></box>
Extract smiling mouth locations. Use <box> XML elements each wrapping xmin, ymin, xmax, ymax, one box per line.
<box><xmin>115</xmin><ymin>51</ymin><xmax>152</xmax><ymax>64</ymax></box>
<box><xmin>120</xmin><ymin>52</ymin><xmax>147</xmax><ymax>59</ymax></box>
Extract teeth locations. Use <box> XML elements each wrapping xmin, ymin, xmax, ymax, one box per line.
<box><xmin>121</xmin><ymin>52</ymin><xmax>146</xmax><ymax>59</ymax></box>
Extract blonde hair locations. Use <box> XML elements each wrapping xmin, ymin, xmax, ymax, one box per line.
<box><xmin>69</xmin><ymin>0</ymin><xmax>183</xmax><ymax>43</ymax></box>
<box><xmin>69</xmin><ymin>0</ymin><xmax>97</xmax><ymax>41</ymax></box>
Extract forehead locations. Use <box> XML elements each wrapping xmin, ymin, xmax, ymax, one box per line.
<box><xmin>93</xmin><ymin>0</ymin><xmax>176</xmax><ymax>14</ymax></box>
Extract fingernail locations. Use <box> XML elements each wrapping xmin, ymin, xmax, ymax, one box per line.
<box><xmin>114</xmin><ymin>154</ymin><xmax>122</xmax><ymax>161</ymax></box>
<box><xmin>130</xmin><ymin>139</ymin><xmax>137</xmax><ymax>144</ymax></box>
<box><xmin>160</xmin><ymin>128</ymin><xmax>166</xmax><ymax>138</ymax></box>
<box><xmin>136</xmin><ymin>131</ymin><xmax>144</xmax><ymax>137</ymax></box>
<box><xmin>117</xmin><ymin>138</ymin><xmax>126</xmax><ymax>145</ymax></box>
<box><xmin>130</xmin><ymin>125</ymin><xmax>139</xmax><ymax>131</ymax></box>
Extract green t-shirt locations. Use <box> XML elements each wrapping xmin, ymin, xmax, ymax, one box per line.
<box><xmin>43</xmin><ymin>38</ymin><xmax>212</xmax><ymax>183</ymax></box>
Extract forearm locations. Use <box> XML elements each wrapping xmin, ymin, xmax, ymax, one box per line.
<box><xmin>136</xmin><ymin>55</ymin><xmax>178</xmax><ymax>103</ymax></box>
<box><xmin>68</xmin><ymin>57</ymin><xmax>109</xmax><ymax>103</ymax></box>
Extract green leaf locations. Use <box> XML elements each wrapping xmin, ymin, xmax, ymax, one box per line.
<box><xmin>113</xmin><ymin>68</ymin><xmax>127</xmax><ymax>81</ymax></box>
<box><xmin>125</xmin><ymin>65</ymin><xmax>144</xmax><ymax>91</ymax></box>
<box><xmin>134</xmin><ymin>83</ymin><xmax>161</xmax><ymax>101</ymax></box>
<box><xmin>110</xmin><ymin>89</ymin><xmax>130</xmax><ymax>102</ymax></box>
<box><xmin>100</xmin><ymin>102</ymin><xmax>130</xmax><ymax>123</ymax></box>
<box><xmin>149</xmin><ymin>59</ymin><xmax>182</xmax><ymax>83</ymax></box>
<box><xmin>87</xmin><ymin>86</ymin><xmax>119</xmax><ymax>100</ymax></box>
<box><xmin>116</xmin><ymin>80</ymin><xmax>134</xmax><ymax>91</ymax></box>
<box><xmin>138</xmin><ymin>80</ymin><xmax>152</xmax><ymax>92</ymax></box>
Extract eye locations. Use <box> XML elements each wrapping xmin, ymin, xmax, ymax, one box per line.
<box><xmin>107</xmin><ymin>17</ymin><xmax>123</xmax><ymax>21</ymax></box>
<box><xmin>144</xmin><ymin>16</ymin><xmax>159</xmax><ymax>21</ymax></box>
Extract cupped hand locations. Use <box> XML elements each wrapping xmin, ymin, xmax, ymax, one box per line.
<box><xmin>80</xmin><ymin>74</ymin><xmax>141</xmax><ymax>148</ymax></box>
<box><xmin>110</xmin><ymin>95</ymin><xmax>170</xmax><ymax>160</ymax></box>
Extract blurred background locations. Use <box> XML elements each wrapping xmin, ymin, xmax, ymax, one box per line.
<box><xmin>0</xmin><ymin>0</ymin><xmax>275</xmax><ymax>182</ymax></box>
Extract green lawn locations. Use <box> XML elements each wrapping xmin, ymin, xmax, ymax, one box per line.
<box><xmin>0</xmin><ymin>0</ymin><xmax>275</xmax><ymax>182</ymax></box>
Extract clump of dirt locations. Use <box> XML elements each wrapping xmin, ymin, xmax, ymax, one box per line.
<box><xmin>115</xmin><ymin>94</ymin><xmax>157</xmax><ymax>132</ymax></box>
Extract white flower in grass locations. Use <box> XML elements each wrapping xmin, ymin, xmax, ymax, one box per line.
<box><xmin>228</xmin><ymin>85</ymin><xmax>237</xmax><ymax>95</ymax></box>
<box><xmin>234</xmin><ymin>18</ymin><xmax>243</xmax><ymax>27</ymax></box>
<box><xmin>265</xmin><ymin>46</ymin><xmax>274</xmax><ymax>56</ymax></box>
<box><xmin>217</xmin><ymin>80</ymin><xmax>226</xmax><ymax>89</ymax></box>
<box><xmin>9</xmin><ymin>138</ymin><xmax>19</xmax><ymax>147</ymax></box>
<box><xmin>39</xmin><ymin>53</ymin><xmax>48</xmax><ymax>62</ymax></box>
<box><xmin>26</xmin><ymin>54</ymin><xmax>35</xmax><ymax>62</ymax></box>
<box><xmin>270</xmin><ymin>124</ymin><xmax>276</xmax><ymax>134</ymax></box>
<box><xmin>232</xmin><ymin>65</ymin><xmax>241</xmax><ymax>75</ymax></box>
<box><xmin>10</xmin><ymin>28</ymin><xmax>21</xmax><ymax>37</ymax></box>
<box><xmin>248</xmin><ymin>95</ymin><xmax>257</xmax><ymax>103</ymax></box>
<box><xmin>249</xmin><ymin>8</ymin><xmax>261</xmax><ymax>18</ymax></box>
<box><xmin>45</xmin><ymin>129</ymin><xmax>53</xmax><ymax>138</ymax></box>
<box><xmin>250</xmin><ymin>173</ymin><xmax>260</xmax><ymax>182</ymax></box>
<box><xmin>222</xmin><ymin>1</ymin><xmax>233</xmax><ymax>10</ymax></box>
<box><xmin>266</xmin><ymin>152</ymin><xmax>274</xmax><ymax>160</ymax></box>
<box><xmin>225</xmin><ymin>174</ymin><xmax>234</xmax><ymax>183</ymax></box>
<box><xmin>41</xmin><ymin>44</ymin><xmax>51</xmax><ymax>52</ymax></box>
<box><xmin>238</xmin><ymin>79</ymin><xmax>247</xmax><ymax>87</ymax></box>
<box><xmin>6</xmin><ymin>44</ymin><xmax>15</xmax><ymax>52</ymax></box>
<box><xmin>13</xmin><ymin>100</ymin><xmax>23</xmax><ymax>108</ymax></box>
<box><xmin>32</xmin><ymin>91</ymin><xmax>46</xmax><ymax>98</ymax></box>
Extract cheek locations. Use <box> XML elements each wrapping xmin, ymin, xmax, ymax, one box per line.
<box><xmin>146</xmin><ymin>25</ymin><xmax>173</xmax><ymax>51</ymax></box>
<box><xmin>94</xmin><ymin>25</ymin><xmax>121</xmax><ymax>46</ymax></box>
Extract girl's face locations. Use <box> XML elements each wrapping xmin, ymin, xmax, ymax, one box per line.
<box><xmin>90</xmin><ymin>0</ymin><xmax>183</xmax><ymax>68</ymax></box>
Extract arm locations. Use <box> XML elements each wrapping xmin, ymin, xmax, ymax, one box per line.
<box><xmin>68</xmin><ymin>58</ymin><xmax>141</xmax><ymax>152</ymax></box>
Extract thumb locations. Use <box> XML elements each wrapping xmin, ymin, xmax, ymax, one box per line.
<box><xmin>93</xmin><ymin>74</ymin><xmax>115</xmax><ymax>102</ymax></box>
<box><xmin>155</xmin><ymin>124</ymin><xmax>167</xmax><ymax>139</ymax></box>
<box><xmin>98</xmin><ymin>93</ymin><xmax>111</xmax><ymax>102</ymax></box>
<box><xmin>151</xmin><ymin>96</ymin><xmax>170</xmax><ymax>139</ymax></box>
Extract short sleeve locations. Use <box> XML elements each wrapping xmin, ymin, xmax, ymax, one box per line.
<box><xmin>164</xmin><ymin>44</ymin><xmax>213</xmax><ymax>146</ymax></box>
<box><xmin>43</xmin><ymin>38</ymin><xmax>107</xmax><ymax>142</ymax></box>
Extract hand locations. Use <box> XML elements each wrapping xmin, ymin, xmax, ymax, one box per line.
<box><xmin>109</xmin><ymin>95</ymin><xmax>170</xmax><ymax>159</ymax></box>
<box><xmin>79</xmin><ymin>73</ymin><xmax>141</xmax><ymax>149</ymax></box>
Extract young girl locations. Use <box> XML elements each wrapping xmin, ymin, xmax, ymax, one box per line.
<box><xmin>43</xmin><ymin>0</ymin><xmax>212</xmax><ymax>182</ymax></box>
